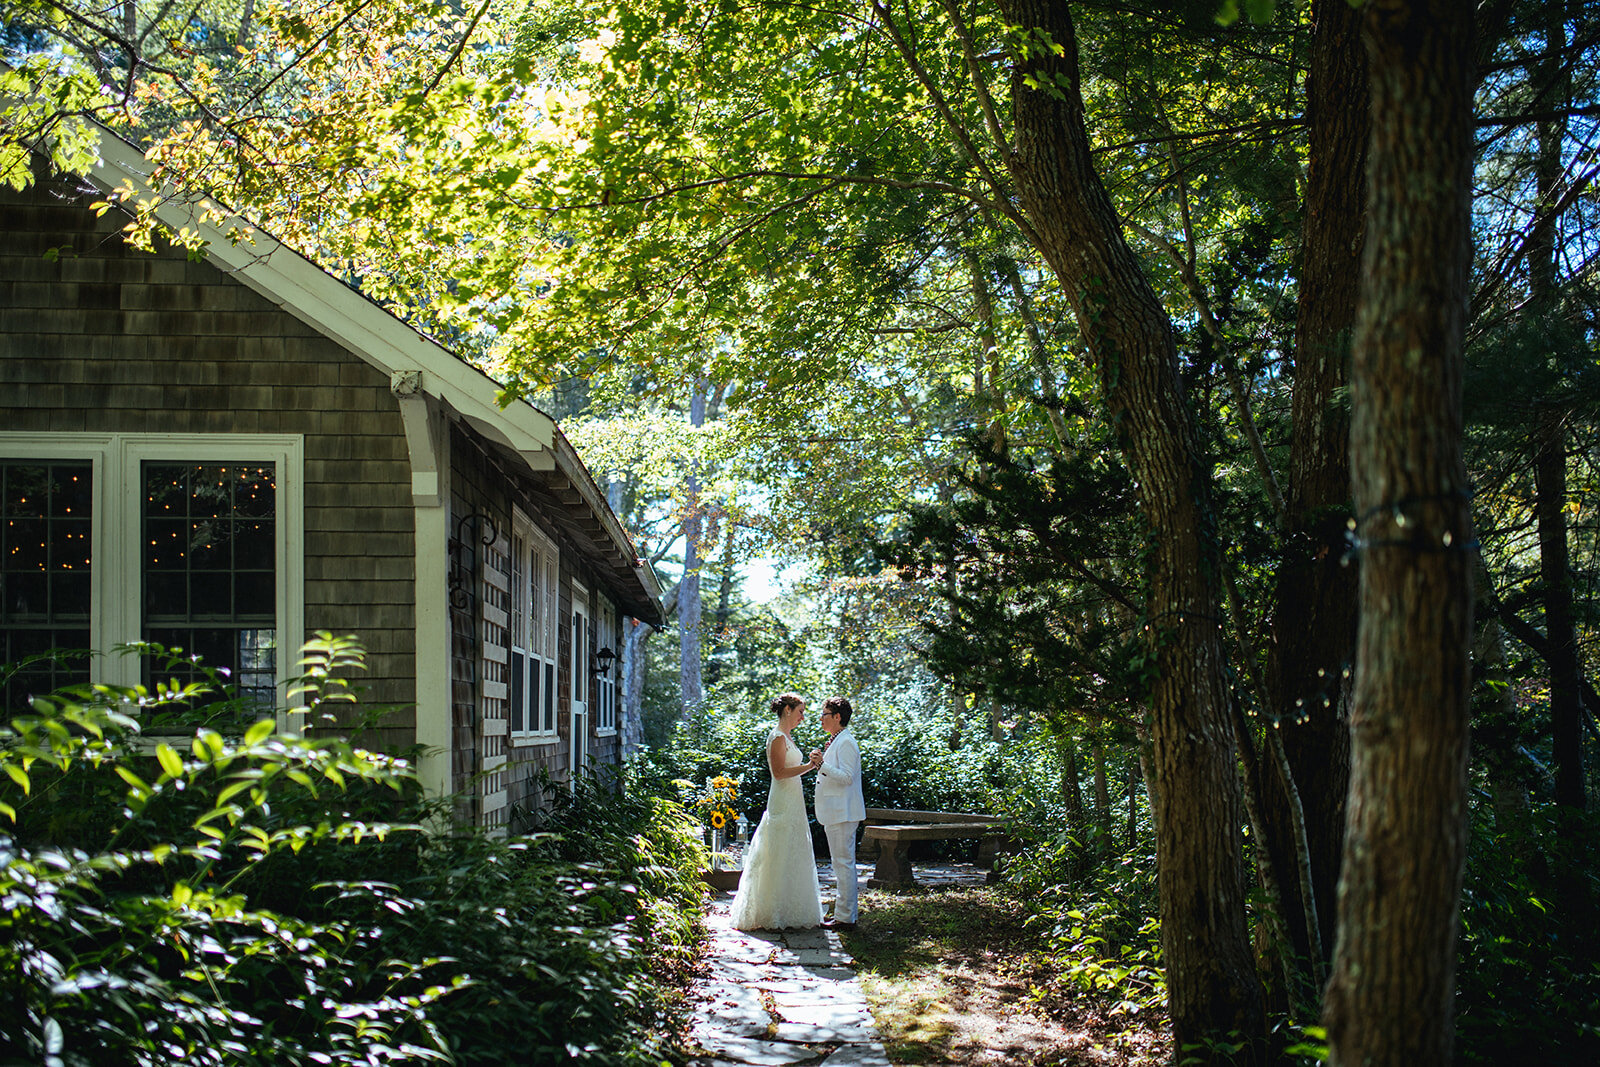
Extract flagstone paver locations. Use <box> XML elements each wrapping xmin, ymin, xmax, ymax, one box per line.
<box><xmin>684</xmin><ymin>860</ymin><xmax>991</xmax><ymax>1067</ymax></box>
<box><xmin>685</xmin><ymin>863</ymin><xmax>890</xmax><ymax>1067</ymax></box>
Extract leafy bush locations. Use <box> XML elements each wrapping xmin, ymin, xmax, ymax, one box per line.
<box><xmin>1455</xmin><ymin>801</ymin><xmax>1600</xmax><ymax>1065</ymax></box>
<box><xmin>1006</xmin><ymin>829</ymin><xmax>1166</xmax><ymax>1017</ymax></box>
<box><xmin>0</xmin><ymin>636</ymin><xmax>701</xmax><ymax>1066</ymax></box>
<box><xmin>655</xmin><ymin>685</ymin><xmax>1064</xmax><ymax>821</ymax></box>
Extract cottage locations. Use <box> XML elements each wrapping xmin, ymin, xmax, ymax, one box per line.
<box><xmin>0</xmin><ymin>128</ymin><xmax>664</xmax><ymax>829</ymax></box>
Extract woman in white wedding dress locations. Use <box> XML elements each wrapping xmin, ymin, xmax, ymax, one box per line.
<box><xmin>729</xmin><ymin>693</ymin><xmax>825</xmax><ymax>931</ymax></box>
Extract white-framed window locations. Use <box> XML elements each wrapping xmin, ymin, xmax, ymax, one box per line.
<box><xmin>595</xmin><ymin>598</ymin><xmax>617</xmax><ymax>736</ymax></box>
<box><xmin>0</xmin><ymin>433</ymin><xmax>303</xmax><ymax>726</ymax></box>
<box><xmin>509</xmin><ymin>508</ymin><xmax>558</xmax><ymax>741</ymax></box>
<box><xmin>569</xmin><ymin>581</ymin><xmax>589</xmax><ymax>777</ymax></box>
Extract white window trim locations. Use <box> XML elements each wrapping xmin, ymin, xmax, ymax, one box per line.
<box><xmin>510</xmin><ymin>509</ymin><xmax>559</xmax><ymax>743</ymax></box>
<box><xmin>595</xmin><ymin>597</ymin><xmax>617</xmax><ymax>737</ymax></box>
<box><xmin>0</xmin><ymin>432</ymin><xmax>305</xmax><ymax>732</ymax></box>
<box><xmin>569</xmin><ymin>580</ymin><xmax>589</xmax><ymax>779</ymax></box>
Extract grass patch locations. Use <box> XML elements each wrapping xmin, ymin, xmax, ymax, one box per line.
<box><xmin>841</xmin><ymin>884</ymin><xmax>1170</xmax><ymax>1066</ymax></box>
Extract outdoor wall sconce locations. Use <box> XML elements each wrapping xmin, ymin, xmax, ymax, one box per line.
<box><xmin>592</xmin><ymin>646</ymin><xmax>618</xmax><ymax>678</ymax></box>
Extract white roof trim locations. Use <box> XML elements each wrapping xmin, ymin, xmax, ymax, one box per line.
<box><xmin>71</xmin><ymin>123</ymin><xmax>661</xmax><ymax>621</ymax></box>
<box><xmin>85</xmin><ymin>128</ymin><xmax>554</xmax><ymax>455</ymax></box>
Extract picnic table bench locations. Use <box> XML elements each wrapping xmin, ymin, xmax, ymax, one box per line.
<box><xmin>858</xmin><ymin>808</ymin><xmax>1014</xmax><ymax>886</ymax></box>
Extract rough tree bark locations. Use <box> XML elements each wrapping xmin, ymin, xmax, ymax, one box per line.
<box><xmin>1262</xmin><ymin>0</ymin><xmax>1367</xmax><ymax>972</ymax></box>
<box><xmin>995</xmin><ymin>1</ymin><xmax>1264</xmax><ymax>1054</ymax></box>
<box><xmin>622</xmin><ymin>616</ymin><xmax>652</xmax><ymax>754</ymax></box>
<box><xmin>1323</xmin><ymin>3</ymin><xmax>1476</xmax><ymax>1065</ymax></box>
<box><xmin>707</xmin><ymin>518</ymin><xmax>737</xmax><ymax>688</ymax></box>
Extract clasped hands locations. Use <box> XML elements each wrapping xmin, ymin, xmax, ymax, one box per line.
<box><xmin>807</xmin><ymin>748</ymin><xmax>824</xmax><ymax>770</ymax></box>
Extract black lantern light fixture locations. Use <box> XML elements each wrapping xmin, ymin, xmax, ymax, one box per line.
<box><xmin>592</xmin><ymin>646</ymin><xmax>618</xmax><ymax>678</ymax></box>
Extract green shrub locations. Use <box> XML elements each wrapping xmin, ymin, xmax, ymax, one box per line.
<box><xmin>1005</xmin><ymin>830</ymin><xmax>1166</xmax><ymax>1017</ymax></box>
<box><xmin>1455</xmin><ymin>801</ymin><xmax>1600</xmax><ymax>1065</ymax></box>
<box><xmin>0</xmin><ymin>636</ymin><xmax>700</xmax><ymax>1066</ymax></box>
<box><xmin>655</xmin><ymin>686</ymin><xmax>1064</xmax><ymax>823</ymax></box>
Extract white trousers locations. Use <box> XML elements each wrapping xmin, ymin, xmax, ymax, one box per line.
<box><xmin>823</xmin><ymin>820</ymin><xmax>861</xmax><ymax>922</ymax></box>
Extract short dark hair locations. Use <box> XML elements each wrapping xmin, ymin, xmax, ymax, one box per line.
<box><xmin>822</xmin><ymin>696</ymin><xmax>852</xmax><ymax>727</ymax></box>
<box><xmin>770</xmin><ymin>692</ymin><xmax>805</xmax><ymax>717</ymax></box>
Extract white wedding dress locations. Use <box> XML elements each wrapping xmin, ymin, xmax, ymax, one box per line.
<box><xmin>729</xmin><ymin>730</ymin><xmax>823</xmax><ymax>931</ymax></box>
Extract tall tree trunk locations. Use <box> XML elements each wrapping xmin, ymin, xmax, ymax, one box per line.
<box><xmin>1471</xmin><ymin>560</ymin><xmax>1528</xmax><ymax>821</ymax></box>
<box><xmin>1323</xmin><ymin>5</ymin><xmax>1476</xmax><ymax>1065</ymax></box>
<box><xmin>1004</xmin><ymin>260</ymin><xmax>1072</xmax><ymax>447</ymax></box>
<box><xmin>707</xmin><ymin>516</ymin><xmax>736</xmax><ymax>688</ymax></box>
<box><xmin>1535</xmin><ymin>405</ymin><xmax>1585</xmax><ymax>812</ymax></box>
<box><xmin>1526</xmin><ymin>14</ymin><xmax>1585</xmax><ymax>814</ymax></box>
<box><xmin>622</xmin><ymin>617</ymin><xmax>652</xmax><ymax>752</ymax></box>
<box><xmin>678</xmin><ymin>381</ymin><xmax>709</xmax><ymax>714</ymax></box>
<box><xmin>996</xmin><ymin>2</ymin><xmax>1263</xmax><ymax>1054</ymax></box>
<box><xmin>1262</xmin><ymin>0</ymin><xmax>1367</xmax><ymax>973</ymax></box>
<box><xmin>1091</xmin><ymin>737</ymin><xmax>1110</xmax><ymax>833</ymax></box>
<box><xmin>1125</xmin><ymin>762</ymin><xmax>1140</xmax><ymax>849</ymax></box>
<box><xmin>1060</xmin><ymin>735</ymin><xmax>1085</xmax><ymax>824</ymax></box>
<box><xmin>966</xmin><ymin>249</ymin><xmax>1007</xmax><ymax>459</ymax></box>
<box><xmin>238</xmin><ymin>0</ymin><xmax>256</xmax><ymax>47</ymax></box>
<box><xmin>606</xmin><ymin>476</ymin><xmax>647</xmax><ymax>757</ymax></box>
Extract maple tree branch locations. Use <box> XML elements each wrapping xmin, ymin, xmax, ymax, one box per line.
<box><xmin>867</xmin><ymin>0</ymin><xmax>1043</xmax><ymax>250</ymax></box>
<box><xmin>940</xmin><ymin>0</ymin><xmax>1011</xmax><ymax>159</ymax></box>
<box><xmin>422</xmin><ymin>0</ymin><xmax>494</xmax><ymax>98</ymax></box>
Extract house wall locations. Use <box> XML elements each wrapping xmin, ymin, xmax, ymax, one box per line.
<box><xmin>447</xmin><ymin>428</ymin><xmax>628</xmax><ymax>826</ymax></box>
<box><xmin>0</xmin><ymin>172</ymin><xmax>417</xmax><ymax>754</ymax></box>
<box><xmin>446</xmin><ymin>427</ymin><xmax>500</xmax><ymax>824</ymax></box>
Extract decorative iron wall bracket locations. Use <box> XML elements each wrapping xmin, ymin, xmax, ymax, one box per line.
<box><xmin>447</xmin><ymin>510</ymin><xmax>498</xmax><ymax>611</ymax></box>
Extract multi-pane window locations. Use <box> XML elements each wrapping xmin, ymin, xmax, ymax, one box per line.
<box><xmin>142</xmin><ymin>464</ymin><xmax>278</xmax><ymax>710</ymax></box>
<box><xmin>595</xmin><ymin>599</ymin><xmax>617</xmax><ymax>735</ymax></box>
<box><xmin>510</xmin><ymin>510</ymin><xmax>558</xmax><ymax>740</ymax></box>
<box><xmin>569</xmin><ymin>587</ymin><xmax>589</xmax><ymax>777</ymax></box>
<box><xmin>0</xmin><ymin>462</ymin><xmax>93</xmax><ymax>710</ymax></box>
<box><xmin>0</xmin><ymin>434</ymin><xmax>299</xmax><ymax>724</ymax></box>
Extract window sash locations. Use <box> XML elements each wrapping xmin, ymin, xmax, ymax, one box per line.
<box><xmin>0</xmin><ymin>460</ymin><xmax>95</xmax><ymax>710</ymax></box>
<box><xmin>0</xmin><ymin>432</ymin><xmax>302</xmax><ymax>729</ymax></box>
<box><xmin>511</xmin><ymin>510</ymin><xmax>558</xmax><ymax>740</ymax></box>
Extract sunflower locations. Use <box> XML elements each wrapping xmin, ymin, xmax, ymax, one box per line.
<box><xmin>710</xmin><ymin>810</ymin><xmax>726</xmax><ymax>829</ymax></box>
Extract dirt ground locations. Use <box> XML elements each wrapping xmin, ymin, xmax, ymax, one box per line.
<box><xmin>840</xmin><ymin>885</ymin><xmax>1171</xmax><ymax>1066</ymax></box>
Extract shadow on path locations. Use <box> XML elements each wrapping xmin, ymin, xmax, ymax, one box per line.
<box><xmin>688</xmin><ymin>891</ymin><xmax>889</xmax><ymax>1066</ymax></box>
<box><xmin>685</xmin><ymin>861</ymin><xmax>993</xmax><ymax>1066</ymax></box>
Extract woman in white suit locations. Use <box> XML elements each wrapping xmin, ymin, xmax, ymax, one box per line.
<box><xmin>811</xmin><ymin>696</ymin><xmax>866</xmax><ymax>928</ymax></box>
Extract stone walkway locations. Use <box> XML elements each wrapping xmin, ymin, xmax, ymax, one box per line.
<box><xmin>684</xmin><ymin>860</ymin><xmax>990</xmax><ymax>1066</ymax></box>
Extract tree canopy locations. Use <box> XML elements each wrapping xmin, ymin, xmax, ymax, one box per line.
<box><xmin>6</xmin><ymin>1</ymin><xmax>1600</xmax><ymax>1063</ymax></box>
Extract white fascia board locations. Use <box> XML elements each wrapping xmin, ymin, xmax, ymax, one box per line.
<box><xmin>85</xmin><ymin>128</ymin><xmax>554</xmax><ymax>456</ymax></box>
<box><xmin>549</xmin><ymin>432</ymin><xmax>665</xmax><ymax>609</ymax></box>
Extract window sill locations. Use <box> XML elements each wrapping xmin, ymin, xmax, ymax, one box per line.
<box><xmin>511</xmin><ymin>733</ymin><xmax>559</xmax><ymax>747</ymax></box>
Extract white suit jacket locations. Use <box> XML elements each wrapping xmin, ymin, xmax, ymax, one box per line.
<box><xmin>813</xmin><ymin>726</ymin><xmax>866</xmax><ymax>826</ymax></box>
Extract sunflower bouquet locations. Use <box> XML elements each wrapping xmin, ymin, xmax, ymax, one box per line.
<box><xmin>694</xmin><ymin>774</ymin><xmax>741</xmax><ymax>834</ymax></box>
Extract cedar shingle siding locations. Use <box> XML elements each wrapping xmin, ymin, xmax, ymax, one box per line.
<box><xmin>1</xmin><ymin>171</ymin><xmax>418</xmax><ymax>754</ymax></box>
<box><xmin>449</xmin><ymin>429</ymin><xmax>627</xmax><ymax>827</ymax></box>
<box><xmin>3</xmin><ymin>161</ymin><xmax>654</xmax><ymax>820</ymax></box>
